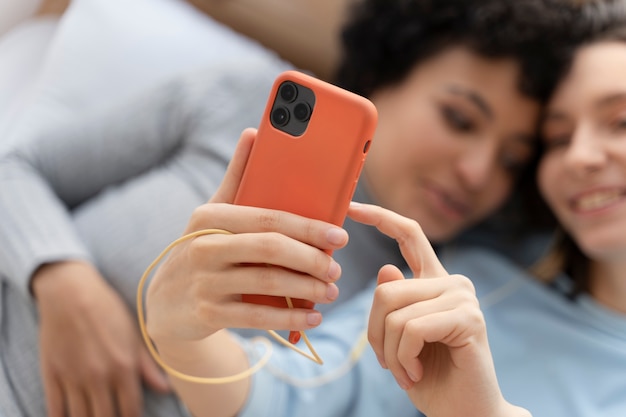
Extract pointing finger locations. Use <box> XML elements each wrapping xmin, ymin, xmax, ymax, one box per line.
<box><xmin>347</xmin><ymin>202</ymin><xmax>447</xmax><ymax>277</ymax></box>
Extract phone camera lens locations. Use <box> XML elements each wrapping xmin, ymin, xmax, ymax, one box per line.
<box><xmin>279</xmin><ymin>82</ymin><xmax>298</xmax><ymax>102</ymax></box>
<box><xmin>271</xmin><ymin>107</ymin><xmax>290</xmax><ymax>126</ymax></box>
<box><xmin>293</xmin><ymin>102</ymin><xmax>311</xmax><ymax>122</ymax></box>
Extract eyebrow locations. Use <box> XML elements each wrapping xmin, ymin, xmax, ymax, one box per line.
<box><xmin>445</xmin><ymin>85</ymin><xmax>493</xmax><ymax>119</ymax></box>
<box><xmin>595</xmin><ymin>92</ymin><xmax>626</xmax><ymax>109</ymax></box>
<box><xmin>545</xmin><ymin>91</ymin><xmax>626</xmax><ymax>122</ymax></box>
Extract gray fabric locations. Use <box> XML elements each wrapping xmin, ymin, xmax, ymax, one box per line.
<box><xmin>0</xmin><ymin>50</ymin><xmax>394</xmax><ymax>416</ymax></box>
<box><xmin>0</xmin><ymin>56</ymin><xmax>303</xmax><ymax>417</ymax></box>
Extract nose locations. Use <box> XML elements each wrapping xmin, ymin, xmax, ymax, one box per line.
<box><xmin>563</xmin><ymin>125</ymin><xmax>606</xmax><ymax>175</ymax></box>
<box><xmin>456</xmin><ymin>142</ymin><xmax>498</xmax><ymax>190</ymax></box>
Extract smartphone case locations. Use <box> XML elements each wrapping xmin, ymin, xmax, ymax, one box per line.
<box><xmin>234</xmin><ymin>70</ymin><xmax>378</xmax><ymax>318</ymax></box>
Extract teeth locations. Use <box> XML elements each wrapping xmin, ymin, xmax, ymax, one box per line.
<box><xmin>575</xmin><ymin>190</ymin><xmax>624</xmax><ymax>211</ymax></box>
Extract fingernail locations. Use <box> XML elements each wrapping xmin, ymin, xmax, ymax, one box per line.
<box><xmin>407</xmin><ymin>371</ymin><xmax>419</xmax><ymax>382</ymax></box>
<box><xmin>397</xmin><ymin>378</ymin><xmax>413</xmax><ymax>391</ymax></box>
<box><xmin>326</xmin><ymin>228</ymin><xmax>347</xmax><ymax>246</ymax></box>
<box><xmin>306</xmin><ymin>312</ymin><xmax>322</xmax><ymax>326</ymax></box>
<box><xmin>326</xmin><ymin>283</ymin><xmax>339</xmax><ymax>301</ymax></box>
<box><xmin>328</xmin><ymin>260</ymin><xmax>341</xmax><ymax>281</ymax></box>
<box><xmin>349</xmin><ymin>201</ymin><xmax>362</xmax><ymax>207</ymax></box>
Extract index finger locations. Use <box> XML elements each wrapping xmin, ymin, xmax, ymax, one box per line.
<box><xmin>347</xmin><ymin>202</ymin><xmax>447</xmax><ymax>277</ymax></box>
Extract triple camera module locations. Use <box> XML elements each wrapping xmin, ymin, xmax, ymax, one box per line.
<box><xmin>270</xmin><ymin>81</ymin><xmax>316</xmax><ymax>136</ymax></box>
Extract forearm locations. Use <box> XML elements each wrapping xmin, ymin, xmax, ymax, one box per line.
<box><xmin>0</xmin><ymin>76</ymin><xmax>198</xmax><ymax>295</ymax></box>
<box><xmin>185</xmin><ymin>0</ymin><xmax>353</xmax><ymax>80</ymax></box>
<box><xmin>0</xmin><ymin>163</ymin><xmax>92</xmax><ymax>296</ymax></box>
<box><xmin>152</xmin><ymin>330</ymin><xmax>251</xmax><ymax>417</ymax></box>
<box><xmin>502</xmin><ymin>405</ymin><xmax>532</xmax><ymax>417</ymax></box>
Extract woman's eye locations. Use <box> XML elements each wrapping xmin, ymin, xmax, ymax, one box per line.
<box><xmin>542</xmin><ymin>134</ymin><xmax>571</xmax><ymax>151</ymax></box>
<box><xmin>499</xmin><ymin>151</ymin><xmax>531</xmax><ymax>176</ymax></box>
<box><xmin>441</xmin><ymin>106</ymin><xmax>476</xmax><ymax>133</ymax></box>
<box><xmin>609</xmin><ymin>116</ymin><xmax>626</xmax><ymax>132</ymax></box>
<box><xmin>500</xmin><ymin>156</ymin><xmax>524</xmax><ymax>175</ymax></box>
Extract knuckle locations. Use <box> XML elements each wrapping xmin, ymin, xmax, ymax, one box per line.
<box><xmin>405</xmin><ymin>317</ymin><xmax>426</xmax><ymax>336</ymax></box>
<box><xmin>256</xmin><ymin>267</ymin><xmax>280</xmax><ymax>294</ymax></box>
<box><xmin>312</xmin><ymin>251</ymin><xmax>330</xmax><ymax>277</ymax></box>
<box><xmin>247</xmin><ymin>306</ymin><xmax>269</xmax><ymax>328</ymax></box>
<box><xmin>110</xmin><ymin>353</ymin><xmax>134</xmax><ymax>374</ymax></box>
<box><xmin>401</xmin><ymin>218</ymin><xmax>423</xmax><ymax>241</ymax></box>
<box><xmin>373</xmin><ymin>283</ymin><xmax>395</xmax><ymax>305</ymax></box>
<box><xmin>187</xmin><ymin>235</ymin><xmax>212</xmax><ymax>261</ymax></box>
<box><xmin>385</xmin><ymin>311</ymin><xmax>405</xmax><ymax>334</ymax></box>
<box><xmin>189</xmin><ymin>203</ymin><xmax>231</xmax><ymax>232</ymax></box>
<box><xmin>309</xmin><ymin>279</ymin><xmax>328</xmax><ymax>303</ymax></box>
<box><xmin>287</xmin><ymin>312</ymin><xmax>304</xmax><ymax>330</ymax></box>
<box><xmin>450</xmin><ymin>274</ymin><xmax>477</xmax><ymax>295</ymax></box>
<box><xmin>367</xmin><ymin>328</ymin><xmax>381</xmax><ymax>347</ymax></box>
<box><xmin>189</xmin><ymin>204</ymin><xmax>214</xmax><ymax>229</ymax></box>
<box><xmin>194</xmin><ymin>298</ymin><xmax>219</xmax><ymax>321</ymax></box>
<box><xmin>78</xmin><ymin>361</ymin><xmax>109</xmax><ymax>381</ymax></box>
<box><xmin>255</xmin><ymin>233</ymin><xmax>283</xmax><ymax>259</ymax></box>
<box><xmin>256</xmin><ymin>211</ymin><xmax>282</xmax><ymax>231</ymax></box>
<box><xmin>301</xmin><ymin>220</ymin><xmax>317</xmax><ymax>243</ymax></box>
<box><xmin>459</xmin><ymin>309</ymin><xmax>486</xmax><ymax>336</ymax></box>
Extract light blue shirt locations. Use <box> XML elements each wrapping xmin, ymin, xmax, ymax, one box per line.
<box><xmin>238</xmin><ymin>247</ymin><xmax>626</xmax><ymax>417</ymax></box>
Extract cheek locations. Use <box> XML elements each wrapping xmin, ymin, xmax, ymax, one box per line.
<box><xmin>367</xmin><ymin>109</ymin><xmax>434</xmax><ymax>174</ymax></box>
<box><xmin>537</xmin><ymin>157</ymin><xmax>560</xmax><ymax>208</ymax></box>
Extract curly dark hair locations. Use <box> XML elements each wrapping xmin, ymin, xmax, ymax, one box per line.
<box><xmin>335</xmin><ymin>0</ymin><xmax>582</xmax><ymax>103</ymax></box>
<box><xmin>334</xmin><ymin>0</ymin><xmax>585</xmax><ymax>266</ymax></box>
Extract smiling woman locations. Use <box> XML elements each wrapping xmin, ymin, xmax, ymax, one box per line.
<box><xmin>362</xmin><ymin>48</ymin><xmax>539</xmax><ymax>242</ymax></box>
<box><xmin>538</xmin><ymin>36</ymin><xmax>626</xmax><ymax>310</ymax></box>
<box><xmin>0</xmin><ymin>0</ymin><xmax>588</xmax><ymax>417</ymax></box>
<box><xmin>138</xmin><ymin>1</ymin><xmax>583</xmax><ymax>417</ymax></box>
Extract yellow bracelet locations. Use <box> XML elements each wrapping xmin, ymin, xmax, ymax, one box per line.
<box><xmin>136</xmin><ymin>228</ymin><xmax>323</xmax><ymax>385</ymax></box>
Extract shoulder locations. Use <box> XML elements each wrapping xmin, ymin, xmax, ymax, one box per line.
<box><xmin>437</xmin><ymin>244</ymin><xmax>564</xmax><ymax>312</ymax></box>
<box><xmin>439</xmin><ymin>245</ymin><xmax>531</xmax><ymax>295</ymax></box>
<box><xmin>175</xmin><ymin>54</ymin><xmax>294</xmax><ymax>105</ymax></box>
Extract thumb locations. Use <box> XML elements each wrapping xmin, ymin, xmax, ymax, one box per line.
<box><xmin>210</xmin><ymin>128</ymin><xmax>257</xmax><ymax>204</ymax></box>
<box><xmin>377</xmin><ymin>264</ymin><xmax>405</xmax><ymax>286</ymax></box>
<box><xmin>139</xmin><ymin>343</ymin><xmax>171</xmax><ymax>394</ymax></box>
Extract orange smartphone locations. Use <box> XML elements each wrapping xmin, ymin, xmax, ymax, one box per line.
<box><xmin>233</xmin><ymin>70</ymin><xmax>378</xmax><ymax>343</ymax></box>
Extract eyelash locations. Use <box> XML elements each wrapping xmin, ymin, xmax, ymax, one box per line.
<box><xmin>543</xmin><ymin>116</ymin><xmax>626</xmax><ymax>149</ymax></box>
<box><xmin>609</xmin><ymin>115</ymin><xmax>626</xmax><ymax>132</ymax></box>
<box><xmin>441</xmin><ymin>106</ymin><xmax>476</xmax><ymax>133</ymax></box>
<box><xmin>499</xmin><ymin>150</ymin><xmax>532</xmax><ymax>176</ymax></box>
<box><xmin>542</xmin><ymin>134</ymin><xmax>570</xmax><ymax>151</ymax></box>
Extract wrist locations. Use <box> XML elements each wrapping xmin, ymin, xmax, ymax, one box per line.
<box><xmin>31</xmin><ymin>260</ymin><xmax>102</xmax><ymax>302</ymax></box>
<box><xmin>496</xmin><ymin>402</ymin><xmax>532</xmax><ymax>417</ymax></box>
<box><xmin>150</xmin><ymin>330</ymin><xmax>236</xmax><ymax>374</ymax></box>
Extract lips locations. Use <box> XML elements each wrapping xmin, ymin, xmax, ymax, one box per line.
<box><xmin>570</xmin><ymin>188</ymin><xmax>626</xmax><ymax>213</ymax></box>
<box><xmin>423</xmin><ymin>181</ymin><xmax>471</xmax><ymax>219</ymax></box>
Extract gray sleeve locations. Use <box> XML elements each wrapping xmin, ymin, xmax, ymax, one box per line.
<box><xmin>0</xmin><ymin>67</ymin><xmax>244</xmax><ymax>298</ymax></box>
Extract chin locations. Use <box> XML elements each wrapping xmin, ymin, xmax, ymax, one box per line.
<box><xmin>582</xmin><ymin>244</ymin><xmax>626</xmax><ymax>261</ymax></box>
<box><xmin>576</xmin><ymin>234</ymin><xmax>626</xmax><ymax>261</ymax></box>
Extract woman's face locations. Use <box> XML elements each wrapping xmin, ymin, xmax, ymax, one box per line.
<box><xmin>364</xmin><ymin>47</ymin><xmax>540</xmax><ymax>243</ymax></box>
<box><xmin>539</xmin><ymin>42</ymin><xmax>626</xmax><ymax>261</ymax></box>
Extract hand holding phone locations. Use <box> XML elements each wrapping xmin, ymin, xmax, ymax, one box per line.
<box><xmin>233</xmin><ymin>70</ymin><xmax>378</xmax><ymax>343</ymax></box>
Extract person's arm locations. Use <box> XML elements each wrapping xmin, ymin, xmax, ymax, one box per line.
<box><xmin>146</xmin><ymin>188</ymin><xmax>531</xmax><ymax>417</ymax></box>
<box><xmin>145</xmin><ymin>130</ymin><xmax>359</xmax><ymax>416</ymax></box>
<box><xmin>0</xmin><ymin>74</ymin><xmax>211</xmax><ymax>297</ymax></box>
<box><xmin>348</xmin><ymin>203</ymin><xmax>532</xmax><ymax>417</ymax></box>
<box><xmin>0</xmin><ymin>70</ymin><xmax>240</xmax><ymax>417</ymax></box>
<box><xmin>185</xmin><ymin>0</ymin><xmax>355</xmax><ymax>80</ymax></box>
